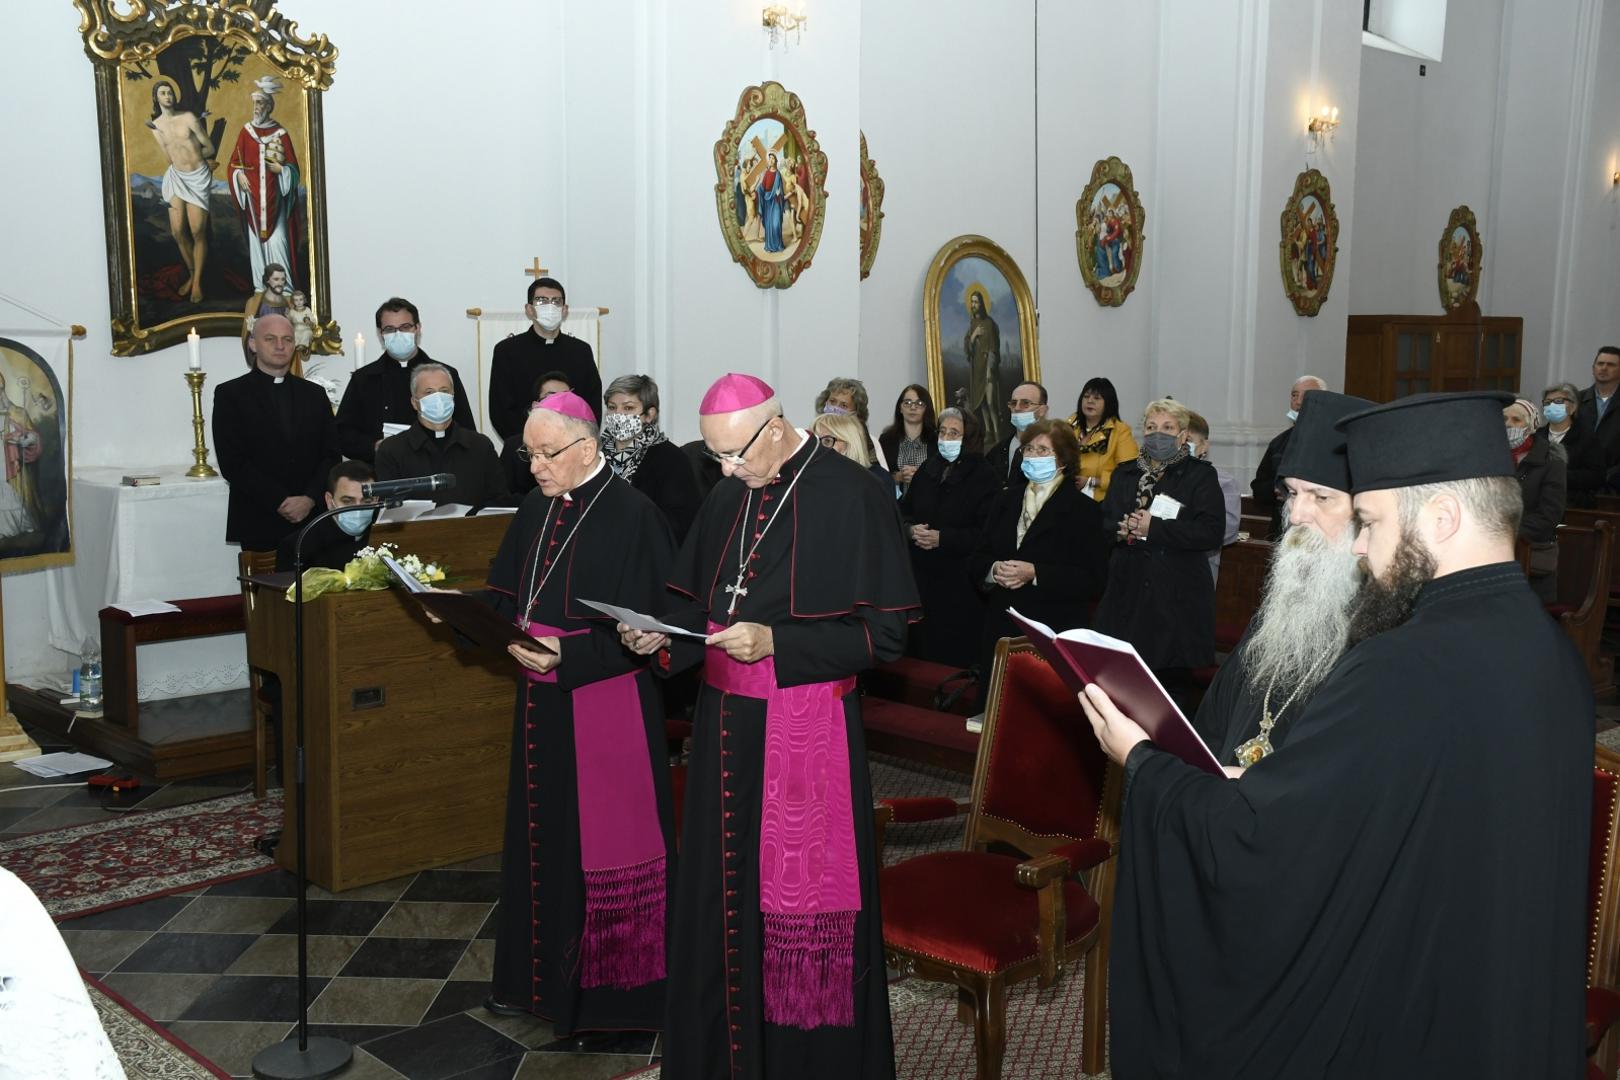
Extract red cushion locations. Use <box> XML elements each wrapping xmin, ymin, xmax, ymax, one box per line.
<box><xmin>862</xmin><ymin>699</ymin><xmax>980</xmax><ymax>756</ymax></box>
<box><xmin>99</xmin><ymin>594</ymin><xmax>244</xmax><ymax>626</ymax></box>
<box><xmin>879</xmin><ymin>797</ymin><xmax>962</xmax><ymax>824</ymax></box>
<box><xmin>1588</xmin><ymin>986</ymin><xmax>1620</xmax><ymax>1053</ymax></box>
<box><xmin>881</xmin><ymin>850</ymin><xmax>1099</xmax><ymax>974</ymax></box>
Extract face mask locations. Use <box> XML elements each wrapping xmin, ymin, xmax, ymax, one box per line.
<box><xmin>1142</xmin><ymin>431</ymin><xmax>1181</xmax><ymax>461</ymax></box>
<box><xmin>382</xmin><ymin>331</ymin><xmax>416</xmax><ymax>361</ymax></box>
<box><xmin>937</xmin><ymin>439</ymin><xmax>962</xmax><ymax>462</ymax></box>
<box><xmin>1021</xmin><ymin>455</ymin><xmax>1058</xmax><ymax>484</ymax></box>
<box><xmin>418</xmin><ymin>391</ymin><xmax>455</xmax><ymax>425</ymax></box>
<box><xmin>1285</xmin><ymin>408</ymin><xmax>1299</xmax><ymax>423</ymax></box>
<box><xmin>1543</xmin><ymin>403</ymin><xmax>1568</xmax><ymax>424</ymax></box>
<box><xmin>1506</xmin><ymin>425</ymin><xmax>1530</xmax><ymax>449</ymax></box>
<box><xmin>822</xmin><ymin>404</ymin><xmax>850</xmax><ymax>415</ymax></box>
<box><xmin>335</xmin><ymin>508</ymin><xmax>372</xmax><ymax>537</ymax></box>
<box><xmin>533</xmin><ymin>305</ymin><xmax>564</xmax><ymax>332</ymax></box>
<box><xmin>1009</xmin><ymin>410</ymin><xmax>1036</xmax><ymax>431</ymax></box>
<box><xmin>602</xmin><ymin>412</ymin><xmax>643</xmax><ymax>441</ymax></box>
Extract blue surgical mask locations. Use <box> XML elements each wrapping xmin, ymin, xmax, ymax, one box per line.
<box><xmin>1142</xmin><ymin>431</ymin><xmax>1181</xmax><ymax>461</ymax></box>
<box><xmin>335</xmin><ymin>508</ymin><xmax>373</xmax><ymax>537</ymax></box>
<box><xmin>1285</xmin><ymin>408</ymin><xmax>1300</xmax><ymax>423</ymax></box>
<box><xmin>382</xmin><ymin>331</ymin><xmax>416</xmax><ymax>361</ymax></box>
<box><xmin>1009</xmin><ymin>410</ymin><xmax>1036</xmax><ymax>431</ymax></box>
<box><xmin>419</xmin><ymin>391</ymin><xmax>455</xmax><ymax>425</ymax></box>
<box><xmin>937</xmin><ymin>438</ymin><xmax>962</xmax><ymax>462</ymax></box>
<box><xmin>1021</xmin><ymin>455</ymin><xmax>1058</xmax><ymax>483</ymax></box>
<box><xmin>1544</xmin><ymin>402</ymin><xmax>1568</xmax><ymax>424</ymax></box>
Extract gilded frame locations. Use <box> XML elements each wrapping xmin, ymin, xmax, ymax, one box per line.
<box><xmin>76</xmin><ymin>0</ymin><xmax>342</xmax><ymax>356</ymax></box>
<box><xmin>859</xmin><ymin>131</ymin><xmax>885</xmax><ymax>281</ymax></box>
<box><xmin>1438</xmin><ymin>204</ymin><xmax>1483</xmax><ymax>312</ymax></box>
<box><xmin>0</xmin><ymin>337</ymin><xmax>75</xmax><ymax>573</ymax></box>
<box><xmin>1277</xmin><ymin>168</ymin><xmax>1340</xmax><ymax>317</ymax></box>
<box><xmin>923</xmin><ymin>235</ymin><xmax>1041</xmax><ymax>452</ymax></box>
<box><xmin>1074</xmin><ymin>156</ymin><xmax>1146</xmax><ymax>307</ymax></box>
<box><xmin>712</xmin><ymin>81</ymin><xmax>829</xmax><ymax>289</ymax></box>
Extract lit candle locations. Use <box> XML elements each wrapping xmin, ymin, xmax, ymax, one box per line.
<box><xmin>187</xmin><ymin>327</ymin><xmax>201</xmax><ymax>371</ymax></box>
<box><xmin>354</xmin><ymin>332</ymin><xmax>365</xmax><ymax>370</ymax></box>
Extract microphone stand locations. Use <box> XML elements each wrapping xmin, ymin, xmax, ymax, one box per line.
<box><xmin>253</xmin><ymin>499</ymin><xmax>392</xmax><ymax>1080</ymax></box>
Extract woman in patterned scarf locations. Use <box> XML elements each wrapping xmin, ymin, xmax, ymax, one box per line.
<box><xmin>601</xmin><ymin>374</ymin><xmax>702</xmax><ymax>542</ymax></box>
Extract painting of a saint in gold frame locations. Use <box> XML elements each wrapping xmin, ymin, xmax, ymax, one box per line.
<box><xmin>859</xmin><ymin>132</ymin><xmax>885</xmax><ymax>281</ymax></box>
<box><xmin>924</xmin><ymin>235</ymin><xmax>1041</xmax><ymax>452</ymax></box>
<box><xmin>1438</xmin><ymin>205</ymin><xmax>1483</xmax><ymax>312</ymax></box>
<box><xmin>712</xmin><ymin>81</ymin><xmax>829</xmax><ymax>289</ymax></box>
<box><xmin>1075</xmin><ymin>156</ymin><xmax>1146</xmax><ymax>307</ymax></box>
<box><xmin>77</xmin><ymin>0</ymin><xmax>343</xmax><ymax>356</ymax></box>
<box><xmin>1278</xmin><ymin>168</ymin><xmax>1340</xmax><ymax>317</ymax></box>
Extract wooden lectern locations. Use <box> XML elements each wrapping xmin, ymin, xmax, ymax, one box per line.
<box><xmin>242</xmin><ymin>515</ymin><xmax>516</xmax><ymax>892</ymax></box>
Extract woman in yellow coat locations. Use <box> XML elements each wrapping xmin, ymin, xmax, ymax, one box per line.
<box><xmin>1068</xmin><ymin>377</ymin><xmax>1137</xmax><ymax>501</ymax></box>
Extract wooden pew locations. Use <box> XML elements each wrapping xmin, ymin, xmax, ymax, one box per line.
<box><xmin>1565</xmin><ymin>508</ymin><xmax>1620</xmax><ymax>605</ymax></box>
<box><xmin>1214</xmin><ymin>539</ymin><xmax>1273</xmax><ymax>652</ymax></box>
<box><xmin>1551</xmin><ymin>522</ymin><xmax>1616</xmax><ymax>701</ymax></box>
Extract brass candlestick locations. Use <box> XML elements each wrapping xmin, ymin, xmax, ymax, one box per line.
<box><xmin>184</xmin><ymin>370</ymin><xmax>218</xmax><ymax>478</ymax></box>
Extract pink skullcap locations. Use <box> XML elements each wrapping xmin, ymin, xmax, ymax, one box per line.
<box><xmin>534</xmin><ymin>390</ymin><xmax>596</xmax><ymax>424</ymax></box>
<box><xmin>699</xmin><ymin>373</ymin><xmax>775</xmax><ymax>415</ymax></box>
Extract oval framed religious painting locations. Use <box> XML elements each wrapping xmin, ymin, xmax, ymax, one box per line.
<box><xmin>1437</xmin><ymin>205</ymin><xmax>1483</xmax><ymax>312</ymax></box>
<box><xmin>1278</xmin><ymin>168</ymin><xmax>1340</xmax><ymax>317</ymax></box>
<box><xmin>1074</xmin><ymin>156</ymin><xmax>1146</xmax><ymax>306</ymax></box>
<box><xmin>713</xmin><ymin>81</ymin><xmax>829</xmax><ymax>289</ymax></box>
<box><xmin>859</xmin><ymin>132</ymin><xmax>885</xmax><ymax>281</ymax></box>
<box><xmin>923</xmin><ymin>235</ymin><xmax>1040</xmax><ymax>453</ymax></box>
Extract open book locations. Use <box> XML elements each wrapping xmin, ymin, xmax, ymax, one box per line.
<box><xmin>1006</xmin><ymin>608</ymin><xmax>1224</xmax><ymax>776</ymax></box>
<box><xmin>381</xmin><ymin>554</ymin><xmax>549</xmax><ymax>655</ymax></box>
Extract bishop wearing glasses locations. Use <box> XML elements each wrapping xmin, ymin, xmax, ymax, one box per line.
<box><xmin>621</xmin><ymin>373</ymin><xmax>920</xmax><ymax>1080</ymax></box>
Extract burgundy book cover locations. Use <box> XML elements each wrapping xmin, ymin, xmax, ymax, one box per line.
<box><xmin>1007</xmin><ymin>608</ymin><xmax>1224</xmax><ymax>776</ymax></box>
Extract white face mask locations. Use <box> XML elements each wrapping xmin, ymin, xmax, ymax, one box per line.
<box><xmin>533</xmin><ymin>305</ymin><xmax>564</xmax><ymax>332</ymax></box>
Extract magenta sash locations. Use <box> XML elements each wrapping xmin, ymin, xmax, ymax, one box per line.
<box><xmin>525</xmin><ymin>623</ymin><xmax>665</xmax><ymax>989</ymax></box>
<box><xmin>703</xmin><ymin>622</ymin><xmax>860</xmax><ymax>1030</ymax></box>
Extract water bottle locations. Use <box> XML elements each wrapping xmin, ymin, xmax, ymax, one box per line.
<box><xmin>80</xmin><ymin>641</ymin><xmax>103</xmax><ymax>711</ymax></box>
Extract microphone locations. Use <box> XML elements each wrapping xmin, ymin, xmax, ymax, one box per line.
<box><xmin>361</xmin><ymin>473</ymin><xmax>456</xmax><ymax>500</ymax></box>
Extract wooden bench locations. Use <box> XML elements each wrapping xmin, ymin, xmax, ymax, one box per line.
<box><xmin>1214</xmin><ymin>538</ymin><xmax>1272</xmax><ymax>652</ymax></box>
<box><xmin>861</xmin><ymin>697</ymin><xmax>980</xmax><ymax>774</ymax></box>
<box><xmin>865</xmin><ymin>656</ymin><xmax>978</xmax><ymax>716</ymax></box>
<box><xmin>1549</xmin><ymin>522</ymin><xmax>1615</xmax><ymax>701</ymax></box>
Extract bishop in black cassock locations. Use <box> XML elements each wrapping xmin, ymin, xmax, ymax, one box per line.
<box><xmin>623</xmin><ymin>374</ymin><xmax>919</xmax><ymax>1080</ymax></box>
<box><xmin>1086</xmin><ymin>391</ymin><xmax>1591</xmax><ymax>1078</ymax></box>
<box><xmin>477</xmin><ymin>391</ymin><xmax>677</xmax><ymax>1036</ymax></box>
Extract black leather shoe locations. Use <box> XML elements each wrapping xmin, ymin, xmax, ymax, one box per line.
<box><xmin>483</xmin><ymin>996</ymin><xmax>528</xmax><ymax>1017</ymax></box>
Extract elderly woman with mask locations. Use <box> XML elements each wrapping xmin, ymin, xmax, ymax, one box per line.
<box><xmin>601</xmin><ymin>374</ymin><xmax>702</xmax><ymax>541</ymax></box>
<box><xmin>1507</xmin><ymin>396</ymin><xmax>1567</xmax><ymax>602</ymax></box>
<box><xmin>1542</xmin><ymin>382</ymin><xmax>1604</xmax><ymax>509</ymax></box>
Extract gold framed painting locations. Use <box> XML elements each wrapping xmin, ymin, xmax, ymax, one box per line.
<box><xmin>77</xmin><ymin>0</ymin><xmax>343</xmax><ymax>356</ymax></box>
<box><xmin>923</xmin><ymin>235</ymin><xmax>1041</xmax><ymax>452</ymax></box>
<box><xmin>712</xmin><ymin>81</ymin><xmax>829</xmax><ymax>289</ymax></box>
<box><xmin>1438</xmin><ymin>205</ymin><xmax>1483</xmax><ymax>312</ymax></box>
<box><xmin>1074</xmin><ymin>156</ymin><xmax>1146</xmax><ymax>307</ymax></box>
<box><xmin>1278</xmin><ymin>168</ymin><xmax>1340</xmax><ymax>317</ymax></box>
<box><xmin>0</xmin><ymin>336</ymin><xmax>74</xmax><ymax>572</ymax></box>
<box><xmin>859</xmin><ymin>131</ymin><xmax>885</xmax><ymax>281</ymax></box>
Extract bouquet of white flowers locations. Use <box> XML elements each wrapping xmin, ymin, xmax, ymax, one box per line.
<box><xmin>285</xmin><ymin>541</ymin><xmax>447</xmax><ymax>601</ymax></box>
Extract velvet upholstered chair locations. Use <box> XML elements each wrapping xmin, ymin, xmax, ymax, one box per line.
<box><xmin>875</xmin><ymin>638</ymin><xmax>1121</xmax><ymax>1079</ymax></box>
<box><xmin>1588</xmin><ymin>743</ymin><xmax>1620</xmax><ymax>1075</ymax></box>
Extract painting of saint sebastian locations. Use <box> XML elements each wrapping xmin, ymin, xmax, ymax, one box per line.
<box><xmin>229</xmin><ymin>76</ymin><xmax>302</xmax><ymax>291</ymax></box>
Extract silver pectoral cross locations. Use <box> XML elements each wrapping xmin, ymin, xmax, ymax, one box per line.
<box><xmin>724</xmin><ymin>580</ymin><xmax>749</xmax><ymax>617</ymax></box>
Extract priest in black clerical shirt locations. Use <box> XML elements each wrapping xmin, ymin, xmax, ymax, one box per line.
<box><xmin>333</xmin><ymin>297</ymin><xmax>475</xmax><ymax>463</ymax></box>
<box><xmin>213</xmin><ymin>314</ymin><xmax>339</xmax><ymax>553</ymax></box>
<box><xmin>274</xmin><ymin>461</ymin><xmax>377</xmax><ymax>572</ymax></box>
<box><xmin>1084</xmin><ymin>391</ymin><xmax>1590</xmax><ymax>1078</ymax></box>
<box><xmin>489</xmin><ymin>276</ymin><xmax>601</xmax><ymax>440</ymax></box>
<box><xmin>374</xmin><ymin>362</ymin><xmax>513</xmax><ymax>510</ymax></box>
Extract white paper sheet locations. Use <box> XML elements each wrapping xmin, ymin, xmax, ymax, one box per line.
<box><xmin>578</xmin><ymin>600</ymin><xmax>709</xmax><ymax>639</ymax></box>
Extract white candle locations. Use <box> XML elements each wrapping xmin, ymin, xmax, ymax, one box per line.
<box><xmin>187</xmin><ymin>327</ymin><xmax>201</xmax><ymax>371</ymax></box>
<box><xmin>354</xmin><ymin>332</ymin><xmax>365</xmax><ymax>370</ymax></box>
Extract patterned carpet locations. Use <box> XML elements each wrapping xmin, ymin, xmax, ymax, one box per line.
<box><xmin>87</xmin><ymin>975</ymin><xmax>229</xmax><ymax>1079</ymax></box>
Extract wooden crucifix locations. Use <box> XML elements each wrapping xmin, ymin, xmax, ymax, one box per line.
<box><xmin>524</xmin><ymin>256</ymin><xmax>550</xmax><ymax>279</ymax></box>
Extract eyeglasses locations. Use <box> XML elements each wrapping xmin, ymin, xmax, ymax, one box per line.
<box><xmin>1023</xmin><ymin>445</ymin><xmax>1056</xmax><ymax>457</ymax></box>
<box><xmin>899</xmin><ymin>399</ymin><xmax>925</xmax><ymax>408</ymax></box>
<box><xmin>1543</xmin><ymin>397</ymin><xmax>1573</xmax><ymax>406</ymax></box>
<box><xmin>818</xmin><ymin>434</ymin><xmax>839</xmax><ymax>448</ymax></box>
<box><xmin>530</xmin><ymin>297</ymin><xmax>565</xmax><ymax>308</ymax></box>
<box><xmin>704</xmin><ymin>415</ymin><xmax>777</xmax><ymax>465</ymax></box>
<box><xmin>379</xmin><ymin>322</ymin><xmax>416</xmax><ymax>334</ymax></box>
<box><xmin>1008</xmin><ymin>398</ymin><xmax>1041</xmax><ymax>410</ymax></box>
<box><xmin>517</xmin><ymin>436</ymin><xmax>585</xmax><ymax>463</ymax></box>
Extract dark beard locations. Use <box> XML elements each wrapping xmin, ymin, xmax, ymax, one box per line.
<box><xmin>1345</xmin><ymin>533</ymin><xmax>1437</xmax><ymax>647</ymax></box>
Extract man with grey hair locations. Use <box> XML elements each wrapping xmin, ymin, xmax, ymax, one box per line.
<box><xmin>374</xmin><ymin>360</ymin><xmax>511</xmax><ymax>509</ymax></box>
<box><xmin>335</xmin><ymin>296</ymin><xmax>474</xmax><ymax>462</ymax></box>
<box><xmin>1250</xmin><ymin>374</ymin><xmax>1329</xmax><ymax>539</ymax></box>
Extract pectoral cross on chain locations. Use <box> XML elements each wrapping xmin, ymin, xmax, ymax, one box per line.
<box><xmin>724</xmin><ymin>578</ymin><xmax>749</xmax><ymax>617</ymax></box>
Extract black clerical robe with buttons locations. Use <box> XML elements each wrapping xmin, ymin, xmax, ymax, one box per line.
<box><xmin>479</xmin><ymin>465</ymin><xmax>677</xmax><ymax>1034</ymax></box>
<box><xmin>213</xmin><ymin>367</ymin><xmax>339</xmax><ymax>551</ymax></box>
<box><xmin>374</xmin><ymin>422</ymin><xmax>514</xmax><ymax>509</ymax></box>
<box><xmin>489</xmin><ymin>329</ymin><xmax>601</xmax><ymax>440</ymax></box>
<box><xmin>654</xmin><ymin>435</ymin><xmax>919</xmax><ymax>1080</ymax></box>
<box><xmin>1110</xmin><ymin>563</ymin><xmax>1590</xmax><ymax>1078</ymax></box>
<box><xmin>333</xmin><ymin>347</ymin><xmax>475</xmax><ymax>463</ymax></box>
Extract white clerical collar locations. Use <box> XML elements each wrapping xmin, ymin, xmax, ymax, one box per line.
<box><xmin>273</xmin><ymin>376</ymin><xmax>285</xmax><ymax>384</ymax></box>
<box><xmin>396</xmin><ymin>360</ymin><xmax>408</xmax><ymax>368</ymax></box>
<box><xmin>562</xmin><ymin>456</ymin><xmax>606</xmax><ymax>502</ymax></box>
<box><xmin>433</xmin><ymin>428</ymin><xmax>446</xmax><ymax>439</ymax></box>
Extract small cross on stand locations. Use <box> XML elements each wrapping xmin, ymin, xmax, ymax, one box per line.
<box><xmin>524</xmin><ymin>256</ymin><xmax>550</xmax><ymax>280</ymax></box>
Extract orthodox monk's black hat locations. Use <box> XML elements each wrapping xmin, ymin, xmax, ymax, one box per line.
<box><xmin>1277</xmin><ymin>390</ymin><xmax>1373</xmax><ymax>493</ymax></box>
<box><xmin>1335</xmin><ymin>391</ymin><xmax>1516</xmax><ymax>494</ymax></box>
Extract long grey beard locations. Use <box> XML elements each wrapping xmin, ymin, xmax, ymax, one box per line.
<box><xmin>1241</xmin><ymin>523</ymin><xmax>1363</xmax><ymax>700</ymax></box>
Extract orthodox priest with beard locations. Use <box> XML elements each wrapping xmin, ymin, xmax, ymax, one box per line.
<box><xmin>1190</xmin><ymin>390</ymin><xmax>1369</xmax><ymax>765</ymax></box>
<box><xmin>1083</xmin><ymin>391</ymin><xmax>1590</xmax><ymax>1078</ymax></box>
<box><xmin>621</xmin><ymin>373</ymin><xmax>919</xmax><ymax>1080</ymax></box>
<box><xmin>475</xmin><ymin>391</ymin><xmax>678</xmax><ymax>1036</ymax></box>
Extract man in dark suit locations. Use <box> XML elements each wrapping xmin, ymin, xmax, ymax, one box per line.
<box><xmin>984</xmin><ymin>380</ymin><xmax>1047</xmax><ymax>488</ymax></box>
<box><xmin>1250</xmin><ymin>374</ymin><xmax>1327</xmax><ymax>539</ymax></box>
<box><xmin>1577</xmin><ymin>345</ymin><xmax>1620</xmax><ymax>474</ymax></box>
<box><xmin>213</xmin><ymin>313</ymin><xmax>339</xmax><ymax>552</ymax></box>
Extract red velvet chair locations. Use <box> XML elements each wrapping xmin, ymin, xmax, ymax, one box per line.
<box><xmin>875</xmin><ymin>638</ymin><xmax>1121</xmax><ymax>1078</ymax></box>
<box><xmin>1588</xmin><ymin>744</ymin><xmax>1620</xmax><ymax>1075</ymax></box>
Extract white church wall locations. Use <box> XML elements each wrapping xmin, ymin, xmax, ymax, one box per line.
<box><xmin>1560</xmin><ymin>2</ymin><xmax>1620</xmax><ymax>383</ymax></box>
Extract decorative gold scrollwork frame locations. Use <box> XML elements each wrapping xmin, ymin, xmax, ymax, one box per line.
<box><xmin>1437</xmin><ymin>204</ymin><xmax>1483</xmax><ymax>313</ymax></box>
<box><xmin>1074</xmin><ymin>156</ymin><xmax>1146</xmax><ymax>307</ymax></box>
<box><xmin>1277</xmin><ymin>168</ymin><xmax>1340</xmax><ymax>318</ymax></box>
<box><xmin>712</xmin><ymin>81</ymin><xmax>829</xmax><ymax>290</ymax></box>
<box><xmin>76</xmin><ymin>0</ymin><xmax>342</xmax><ymax>355</ymax></box>
<box><xmin>859</xmin><ymin>131</ymin><xmax>885</xmax><ymax>281</ymax></box>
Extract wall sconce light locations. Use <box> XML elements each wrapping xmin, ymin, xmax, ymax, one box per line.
<box><xmin>762</xmin><ymin>4</ymin><xmax>807</xmax><ymax>48</ymax></box>
<box><xmin>1612</xmin><ymin>170</ymin><xmax>1619</xmax><ymax>186</ymax></box>
<box><xmin>1306</xmin><ymin>105</ymin><xmax>1341</xmax><ymax>153</ymax></box>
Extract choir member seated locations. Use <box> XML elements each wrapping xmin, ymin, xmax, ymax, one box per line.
<box><xmin>275</xmin><ymin>460</ymin><xmax>377</xmax><ymax>572</ymax></box>
<box><xmin>601</xmin><ymin>374</ymin><xmax>702</xmax><ymax>542</ymax></box>
<box><xmin>375</xmin><ymin>362</ymin><xmax>514</xmax><ymax>511</ymax></box>
<box><xmin>901</xmin><ymin>407</ymin><xmax>998</xmax><ymax>668</ymax></box>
